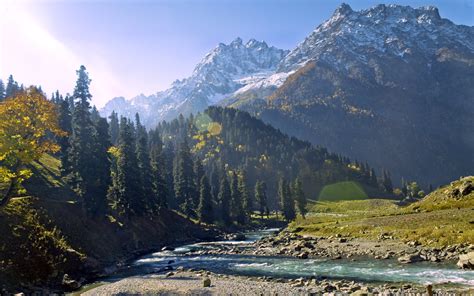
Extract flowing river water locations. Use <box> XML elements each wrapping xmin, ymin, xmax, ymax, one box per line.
<box><xmin>85</xmin><ymin>229</ymin><xmax>474</xmax><ymax>291</ymax></box>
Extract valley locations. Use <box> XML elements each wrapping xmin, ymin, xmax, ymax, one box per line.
<box><xmin>0</xmin><ymin>1</ymin><xmax>473</xmax><ymax>295</ymax></box>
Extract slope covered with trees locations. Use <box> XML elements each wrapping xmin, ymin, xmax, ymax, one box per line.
<box><xmin>0</xmin><ymin>66</ymin><xmax>388</xmax><ymax>291</ymax></box>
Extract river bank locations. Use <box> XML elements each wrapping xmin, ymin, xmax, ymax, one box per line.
<box><xmin>81</xmin><ymin>228</ymin><xmax>474</xmax><ymax>295</ymax></box>
<box><xmin>82</xmin><ymin>269</ymin><xmax>461</xmax><ymax>295</ymax></box>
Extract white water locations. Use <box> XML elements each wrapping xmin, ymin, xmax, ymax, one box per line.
<box><xmin>129</xmin><ymin>229</ymin><xmax>474</xmax><ymax>287</ymax></box>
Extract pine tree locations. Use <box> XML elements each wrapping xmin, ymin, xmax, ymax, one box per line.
<box><xmin>5</xmin><ymin>75</ymin><xmax>19</xmax><ymax>98</ymax></box>
<box><xmin>279</xmin><ymin>178</ymin><xmax>295</xmax><ymax>221</ymax></box>
<box><xmin>209</xmin><ymin>163</ymin><xmax>220</xmax><ymax>207</ymax></box>
<box><xmin>68</xmin><ymin>65</ymin><xmax>103</xmax><ymax>214</ymax></box>
<box><xmin>382</xmin><ymin>170</ymin><xmax>393</xmax><ymax>193</ymax></box>
<box><xmin>238</xmin><ymin>170</ymin><xmax>251</xmax><ymax>221</ymax></box>
<box><xmin>163</xmin><ymin>142</ymin><xmax>176</xmax><ymax>209</ymax></box>
<box><xmin>0</xmin><ymin>79</ymin><xmax>5</xmax><ymax>101</ymax></box>
<box><xmin>193</xmin><ymin>159</ymin><xmax>204</xmax><ymax>207</ymax></box>
<box><xmin>369</xmin><ymin>168</ymin><xmax>377</xmax><ymax>186</ymax></box>
<box><xmin>230</xmin><ymin>171</ymin><xmax>245</xmax><ymax>224</ymax></box>
<box><xmin>149</xmin><ymin>129</ymin><xmax>168</xmax><ymax>209</ymax></box>
<box><xmin>198</xmin><ymin>175</ymin><xmax>213</xmax><ymax>224</ymax></box>
<box><xmin>112</xmin><ymin>117</ymin><xmax>143</xmax><ymax>216</ymax></box>
<box><xmin>135</xmin><ymin>113</ymin><xmax>155</xmax><ymax>213</ymax></box>
<box><xmin>254</xmin><ymin>180</ymin><xmax>267</xmax><ymax>219</ymax></box>
<box><xmin>293</xmin><ymin>178</ymin><xmax>307</xmax><ymax>219</ymax></box>
<box><xmin>109</xmin><ymin>111</ymin><xmax>119</xmax><ymax>146</ymax></box>
<box><xmin>218</xmin><ymin>175</ymin><xmax>231</xmax><ymax>226</ymax></box>
<box><xmin>174</xmin><ymin>140</ymin><xmax>196</xmax><ymax>217</ymax></box>
<box><xmin>57</xmin><ymin>97</ymin><xmax>72</xmax><ymax>177</ymax></box>
<box><xmin>90</xmin><ymin>117</ymin><xmax>111</xmax><ymax>215</ymax></box>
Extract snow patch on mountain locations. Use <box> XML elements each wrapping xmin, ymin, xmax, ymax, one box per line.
<box><xmin>101</xmin><ymin>38</ymin><xmax>288</xmax><ymax>127</ymax></box>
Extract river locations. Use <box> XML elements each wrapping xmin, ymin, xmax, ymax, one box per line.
<box><xmin>83</xmin><ymin>228</ymin><xmax>474</xmax><ymax>292</ymax></box>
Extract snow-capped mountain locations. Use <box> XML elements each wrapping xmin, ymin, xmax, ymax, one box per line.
<box><xmin>225</xmin><ymin>3</ymin><xmax>473</xmax><ymax>106</ymax></box>
<box><xmin>101</xmin><ymin>3</ymin><xmax>473</xmax><ymax>185</ymax></box>
<box><xmin>101</xmin><ymin>38</ymin><xmax>288</xmax><ymax>127</ymax></box>
<box><xmin>230</xmin><ymin>3</ymin><xmax>473</xmax><ymax>186</ymax></box>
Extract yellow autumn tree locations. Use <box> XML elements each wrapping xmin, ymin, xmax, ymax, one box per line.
<box><xmin>0</xmin><ymin>87</ymin><xmax>65</xmax><ymax>207</ymax></box>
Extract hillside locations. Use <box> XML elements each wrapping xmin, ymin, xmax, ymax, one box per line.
<box><xmin>289</xmin><ymin>176</ymin><xmax>474</xmax><ymax>247</ymax></box>
<box><xmin>0</xmin><ymin>155</ymin><xmax>216</xmax><ymax>292</ymax></box>
<box><xmin>230</xmin><ymin>4</ymin><xmax>474</xmax><ymax>186</ymax></box>
<box><xmin>156</xmin><ymin>107</ymin><xmax>388</xmax><ymax>209</ymax></box>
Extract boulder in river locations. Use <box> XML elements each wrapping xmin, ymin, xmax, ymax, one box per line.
<box><xmin>226</xmin><ymin>233</ymin><xmax>246</xmax><ymax>241</ymax></box>
<box><xmin>398</xmin><ymin>254</ymin><xmax>423</xmax><ymax>264</ymax></box>
<box><xmin>457</xmin><ymin>252</ymin><xmax>474</xmax><ymax>269</ymax></box>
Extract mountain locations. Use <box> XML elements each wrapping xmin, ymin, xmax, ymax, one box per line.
<box><xmin>101</xmin><ymin>38</ymin><xmax>288</xmax><ymax>127</ymax></box>
<box><xmin>156</xmin><ymin>106</ymin><xmax>386</xmax><ymax>207</ymax></box>
<box><xmin>228</xmin><ymin>3</ymin><xmax>474</xmax><ymax>186</ymax></box>
<box><xmin>102</xmin><ymin>3</ymin><xmax>473</xmax><ymax>186</ymax></box>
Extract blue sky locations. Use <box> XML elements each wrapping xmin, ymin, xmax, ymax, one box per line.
<box><xmin>0</xmin><ymin>0</ymin><xmax>472</xmax><ymax>107</ymax></box>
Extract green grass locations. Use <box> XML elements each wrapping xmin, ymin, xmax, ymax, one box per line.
<box><xmin>290</xmin><ymin>177</ymin><xmax>474</xmax><ymax>247</ymax></box>
<box><xmin>318</xmin><ymin>181</ymin><xmax>368</xmax><ymax>201</ymax></box>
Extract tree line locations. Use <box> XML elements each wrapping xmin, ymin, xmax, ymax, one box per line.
<box><xmin>1</xmin><ymin>66</ymin><xmax>399</xmax><ymax>225</ymax></box>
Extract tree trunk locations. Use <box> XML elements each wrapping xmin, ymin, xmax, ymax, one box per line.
<box><xmin>0</xmin><ymin>178</ymin><xmax>16</xmax><ymax>208</ymax></box>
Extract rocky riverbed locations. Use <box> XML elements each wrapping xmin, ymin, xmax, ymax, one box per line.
<box><xmin>82</xmin><ymin>268</ymin><xmax>465</xmax><ymax>295</ymax></box>
<box><xmin>80</xmin><ymin>229</ymin><xmax>474</xmax><ymax>295</ymax></box>
<box><xmin>188</xmin><ymin>231</ymin><xmax>474</xmax><ymax>267</ymax></box>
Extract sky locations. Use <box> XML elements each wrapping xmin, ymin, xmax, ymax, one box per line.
<box><xmin>0</xmin><ymin>0</ymin><xmax>472</xmax><ymax>107</ymax></box>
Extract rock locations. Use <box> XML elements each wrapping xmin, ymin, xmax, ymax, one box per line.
<box><xmin>62</xmin><ymin>274</ymin><xmax>81</xmax><ymax>291</ymax></box>
<box><xmin>203</xmin><ymin>277</ymin><xmax>211</xmax><ymax>287</ymax></box>
<box><xmin>398</xmin><ymin>254</ymin><xmax>423</xmax><ymax>264</ymax></box>
<box><xmin>298</xmin><ymin>252</ymin><xmax>309</xmax><ymax>259</ymax></box>
<box><xmin>338</xmin><ymin>238</ymin><xmax>347</xmax><ymax>243</ymax></box>
<box><xmin>459</xmin><ymin>181</ymin><xmax>473</xmax><ymax>196</ymax></box>
<box><xmin>426</xmin><ymin>284</ymin><xmax>433</xmax><ymax>296</ymax></box>
<box><xmin>165</xmin><ymin>272</ymin><xmax>174</xmax><ymax>277</ymax></box>
<box><xmin>457</xmin><ymin>252</ymin><xmax>474</xmax><ymax>269</ymax></box>
<box><xmin>227</xmin><ymin>233</ymin><xmax>246</xmax><ymax>241</ymax></box>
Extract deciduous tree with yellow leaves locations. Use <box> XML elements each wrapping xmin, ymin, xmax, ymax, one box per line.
<box><xmin>0</xmin><ymin>87</ymin><xmax>64</xmax><ymax>207</ymax></box>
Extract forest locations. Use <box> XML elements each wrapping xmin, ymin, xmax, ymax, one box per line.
<box><xmin>0</xmin><ymin>66</ymin><xmax>394</xmax><ymax>224</ymax></box>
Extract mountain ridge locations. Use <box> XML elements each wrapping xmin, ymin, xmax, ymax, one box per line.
<box><xmin>101</xmin><ymin>3</ymin><xmax>474</xmax><ymax>186</ymax></box>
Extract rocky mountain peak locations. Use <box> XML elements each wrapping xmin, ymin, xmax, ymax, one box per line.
<box><xmin>333</xmin><ymin>3</ymin><xmax>353</xmax><ymax>18</ymax></box>
<box><xmin>278</xmin><ymin>4</ymin><xmax>473</xmax><ymax>72</ymax></box>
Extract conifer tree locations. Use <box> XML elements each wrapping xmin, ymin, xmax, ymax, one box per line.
<box><xmin>238</xmin><ymin>170</ymin><xmax>251</xmax><ymax>221</ymax></box>
<box><xmin>135</xmin><ymin>113</ymin><xmax>154</xmax><ymax>213</ymax></box>
<box><xmin>112</xmin><ymin>117</ymin><xmax>143</xmax><ymax>216</ymax></box>
<box><xmin>382</xmin><ymin>170</ymin><xmax>393</xmax><ymax>193</ymax></box>
<box><xmin>0</xmin><ymin>79</ymin><xmax>5</xmax><ymax>101</ymax></box>
<box><xmin>369</xmin><ymin>168</ymin><xmax>377</xmax><ymax>186</ymax></box>
<box><xmin>293</xmin><ymin>178</ymin><xmax>307</xmax><ymax>219</ymax></box>
<box><xmin>149</xmin><ymin>129</ymin><xmax>168</xmax><ymax>209</ymax></box>
<box><xmin>163</xmin><ymin>142</ymin><xmax>176</xmax><ymax>209</ymax></box>
<box><xmin>109</xmin><ymin>111</ymin><xmax>119</xmax><ymax>146</ymax></box>
<box><xmin>218</xmin><ymin>175</ymin><xmax>231</xmax><ymax>226</ymax></box>
<box><xmin>5</xmin><ymin>75</ymin><xmax>19</xmax><ymax>98</ymax></box>
<box><xmin>279</xmin><ymin>178</ymin><xmax>295</xmax><ymax>221</ymax></box>
<box><xmin>90</xmin><ymin>117</ymin><xmax>111</xmax><ymax>214</ymax></box>
<box><xmin>254</xmin><ymin>180</ymin><xmax>267</xmax><ymax>219</ymax></box>
<box><xmin>174</xmin><ymin>140</ymin><xmax>196</xmax><ymax>217</ymax></box>
<box><xmin>198</xmin><ymin>175</ymin><xmax>213</xmax><ymax>224</ymax></box>
<box><xmin>193</xmin><ymin>159</ymin><xmax>204</xmax><ymax>207</ymax></box>
<box><xmin>57</xmin><ymin>97</ymin><xmax>72</xmax><ymax>176</ymax></box>
<box><xmin>230</xmin><ymin>171</ymin><xmax>245</xmax><ymax>224</ymax></box>
<box><xmin>209</xmin><ymin>163</ymin><xmax>220</xmax><ymax>206</ymax></box>
<box><xmin>68</xmin><ymin>65</ymin><xmax>103</xmax><ymax>214</ymax></box>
